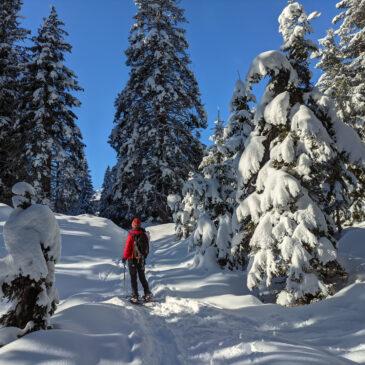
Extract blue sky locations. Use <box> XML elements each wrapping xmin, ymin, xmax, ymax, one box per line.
<box><xmin>21</xmin><ymin>0</ymin><xmax>338</xmax><ymax>188</ymax></box>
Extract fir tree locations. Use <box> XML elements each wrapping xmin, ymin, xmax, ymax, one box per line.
<box><xmin>22</xmin><ymin>7</ymin><xmax>87</xmax><ymax>212</ymax></box>
<box><xmin>316</xmin><ymin>29</ymin><xmax>349</xmax><ymax>118</ymax></box>
<box><xmin>0</xmin><ymin>0</ymin><xmax>29</xmax><ymax>204</ymax></box>
<box><xmin>177</xmin><ymin>80</ymin><xmax>253</xmax><ymax>268</ymax></box>
<box><xmin>69</xmin><ymin>160</ymin><xmax>94</xmax><ymax>215</ymax></box>
<box><xmin>108</xmin><ymin>0</ymin><xmax>206</xmax><ymax>227</ymax></box>
<box><xmin>333</xmin><ymin>0</ymin><xmax>365</xmax><ymax>138</ymax></box>
<box><xmin>279</xmin><ymin>0</ymin><xmax>319</xmax><ymax>89</ymax></box>
<box><xmin>225</xmin><ymin>79</ymin><xmax>254</xmax><ymax>267</ymax></box>
<box><xmin>222</xmin><ymin>79</ymin><xmax>253</xmax><ymax>165</ymax></box>
<box><xmin>99</xmin><ymin>166</ymin><xmax>117</xmax><ymax>220</ymax></box>
<box><xmin>51</xmin><ymin>137</ymin><xmax>89</xmax><ymax>215</ymax></box>
<box><xmin>235</xmin><ymin>2</ymin><xmax>358</xmax><ymax>305</ymax></box>
<box><xmin>191</xmin><ymin>113</ymin><xmax>234</xmax><ymax>267</ymax></box>
<box><xmin>187</xmin><ymin>112</ymin><xmax>239</xmax><ymax>268</ymax></box>
<box><xmin>77</xmin><ymin>166</ymin><xmax>95</xmax><ymax>215</ymax></box>
<box><xmin>172</xmin><ymin>172</ymin><xmax>206</xmax><ymax>240</ymax></box>
<box><xmin>316</xmin><ymin>1</ymin><xmax>365</xmax><ymax>223</ymax></box>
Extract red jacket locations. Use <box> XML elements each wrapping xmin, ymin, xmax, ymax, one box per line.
<box><xmin>123</xmin><ymin>229</ymin><xmax>147</xmax><ymax>260</ymax></box>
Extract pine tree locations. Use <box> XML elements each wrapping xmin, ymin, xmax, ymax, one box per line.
<box><xmin>278</xmin><ymin>0</ymin><xmax>319</xmax><ymax>89</ymax></box>
<box><xmin>280</xmin><ymin>0</ymin><xmax>362</xmax><ymax>230</ymax></box>
<box><xmin>191</xmin><ymin>113</ymin><xmax>233</xmax><ymax>266</ymax></box>
<box><xmin>177</xmin><ymin>80</ymin><xmax>253</xmax><ymax>268</ymax></box>
<box><xmin>51</xmin><ymin>138</ymin><xmax>89</xmax><ymax>215</ymax></box>
<box><xmin>108</xmin><ymin>0</ymin><xmax>206</xmax><ymax>227</ymax></box>
<box><xmin>186</xmin><ymin>112</ymin><xmax>238</xmax><ymax>268</ymax></box>
<box><xmin>99</xmin><ymin>166</ymin><xmax>117</xmax><ymax>220</ymax></box>
<box><xmin>225</xmin><ymin>79</ymin><xmax>254</xmax><ymax>267</ymax></box>
<box><xmin>78</xmin><ymin>166</ymin><xmax>95</xmax><ymax>215</ymax></box>
<box><xmin>222</xmin><ymin>79</ymin><xmax>253</xmax><ymax>165</ymax></box>
<box><xmin>316</xmin><ymin>29</ymin><xmax>349</xmax><ymax>118</ymax></box>
<box><xmin>22</xmin><ymin>6</ymin><xmax>87</xmax><ymax>212</ymax></box>
<box><xmin>235</xmin><ymin>2</ymin><xmax>359</xmax><ymax>305</ymax></box>
<box><xmin>69</xmin><ymin>160</ymin><xmax>95</xmax><ymax>215</ymax></box>
<box><xmin>332</xmin><ymin>0</ymin><xmax>365</xmax><ymax>138</ymax></box>
<box><xmin>0</xmin><ymin>0</ymin><xmax>29</xmax><ymax>204</ymax></box>
<box><xmin>316</xmin><ymin>1</ymin><xmax>365</xmax><ymax>223</ymax></box>
<box><xmin>172</xmin><ymin>172</ymin><xmax>205</xmax><ymax>240</ymax></box>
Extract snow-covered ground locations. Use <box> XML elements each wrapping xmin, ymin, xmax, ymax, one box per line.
<box><xmin>0</xmin><ymin>203</ymin><xmax>364</xmax><ymax>364</ymax></box>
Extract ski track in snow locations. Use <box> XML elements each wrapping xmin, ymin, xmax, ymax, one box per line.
<box><xmin>0</xmin><ymin>205</ymin><xmax>364</xmax><ymax>364</ymax></box>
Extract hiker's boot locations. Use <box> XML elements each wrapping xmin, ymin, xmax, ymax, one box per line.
<box><xmin>143</xmin><ymin>293</ymin><xmax>153</xmax><ymax>303</ymax></box>
<box><xmin>130</xmin><ymin>294</ymin><xmax>139</xmax><ymax>304</ymax></box>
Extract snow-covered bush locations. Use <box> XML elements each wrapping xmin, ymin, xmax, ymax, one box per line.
<box><xmin>0</xmin><ymin>182</ymin><xmax>61</xmax><ymax>333</ymax></box>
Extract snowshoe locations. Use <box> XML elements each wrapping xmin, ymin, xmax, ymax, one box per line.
<box><xmin>130</xmin><ymin>296</ymin><xmax>140</xmax><ymax>305</ymax></box>
<box><xmin>142</xmin><ymin>293</ymin><xmax>153</xmax><ymax>303</ymax></box>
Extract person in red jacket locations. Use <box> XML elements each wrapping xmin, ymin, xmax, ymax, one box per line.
<box><xmin>122</xmin><ymin>218</ymin><xmax>152</xmax><ymax>303</ymax></box>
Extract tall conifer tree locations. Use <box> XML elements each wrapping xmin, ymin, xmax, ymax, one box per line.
<box><xmin>0</xmin><ymin>0</ymin><xmax>29</xmax><ymax>204</ymax></box>
<box><xmin>108</xmin><ymin>0</ymin><xmax>206</xmax><ymax>227</ymax></box>
<box><xmin>317</xmin><ymin>0</ymin><xmax>365</xmax><ymax>223</ymax></box>
<box><xmin>22</xmin><ymin>7</ymin><xmax>88</xmax><ymax>212</ymax></box>
<box><xmin>235</xmin><ymin>2</ymin><xmax>361</xmax><ymax>305</ymax></box>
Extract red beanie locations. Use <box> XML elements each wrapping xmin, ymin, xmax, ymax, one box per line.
<box><xmin>132</xmin><ymin>218</ymin><xmax>141</xmax><ymax>228</ymax></box>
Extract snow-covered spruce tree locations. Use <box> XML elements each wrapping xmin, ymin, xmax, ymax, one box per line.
<box><xmin>99</xmin><ymin>166</ymin><xmax>117</xmax><ymax>220</ymax></box>
<box><xmin>171</xmin><ymin>172</ymin><xmax>206</xmax><ymax>240</ymax></box>
<box><xmin>328</xmin><ymin>0</ymin><xmax>365</xmax><ymax>139</ymax></box>
<box><xmin>0</xmin><ymin>182</ymin><xmax>61</xmax><ymax>333</ymax></box>
<box><xmin>176</xmin><ymin>80</ymin><xmax>253</xmax><ymax>268</ymax></box>
<box><xmin>316</xmin><ymin>0</ymin><xmax>365</xmax><ymax>223</ymax></box>
<box><xmin>224</xmin><ymin>79</ymin><xmax>254</xmax><ymax>267</ymax></box>
<box><xmin>62</xmin><ymin>159</ymin><xmax>94</xmax><ymax>215</ymax></box>
<box><xmin>21</xmin><ymin>6</ymin><xmax>84</xmax><ymax>208</ymax></box>
<box><xmin>236</xmin><ymin>2</ymin><xmax>365</xmax><ymax>306</ymax></box>
<box><xmin>316</xmin><ymin>29</ymin><xmax>349</xmax><ymax>120</ymax></box>
<box><xmin>0</xmin><ymin>0</ymin><xmax>29</xmax><ymax>204</ymax></box>
<box><xmin>188</xmin><ymin>113</ymin><xmax>238</xmax><ymax>268</ymax></box>
<box><xmin>52</xmin><ymin>144</ymin><xmax>91</xmax><ymax>215</ymax></box>
<box><xmin>280</xmin><ymin>0</ymin><xmax>364</xmax><ymax>230</ymax></box>
<box><xmin>75</xmin><ymin>164</ymin><xmax>95</xmax><ymax>215</ymax></box>
<box><xmin>278</xmin><ymin>0</ymin><xmax>319</xmax><ymax>90</ymax></box>
<box><xmin>237</xmin><ymin>50</ymin><xmax>345</xmax><ymax>306</ymax></box>
<box><xmin>222</xmin><ymin>79</ymin><xmax>254</xmax><ymax>165</ymax></box>
<box><xmin>108</xmin><ymin>0</ymin><xmax>206</xmax><ymax>227</ymax></box>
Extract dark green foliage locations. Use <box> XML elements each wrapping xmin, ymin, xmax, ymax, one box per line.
<box><xmin>106</xmin><ymin>0</ymin><xmax>206</xmax><ymax>227</ymax></box>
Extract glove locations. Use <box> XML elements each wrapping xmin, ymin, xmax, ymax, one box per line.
<box><xmin>122</xmin><ymin>258</ymin><xmax>127</xmax><ymax>264</ymax></box>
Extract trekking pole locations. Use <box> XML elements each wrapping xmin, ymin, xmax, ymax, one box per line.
<box><xmin>123</xmin><ymin>262</ymin><xmax>126</xmax><ymax>296</ymax></box>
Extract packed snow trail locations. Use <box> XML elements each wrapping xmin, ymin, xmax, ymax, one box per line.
<box><xmin>0</xmin><ymin>205</ymin><xmax>363</xmax><ymax>364</ymax></box>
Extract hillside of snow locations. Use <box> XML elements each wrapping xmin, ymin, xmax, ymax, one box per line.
<box><xmin>0</xmin><ymin>203</ymin><xmax>364</xmax><ymax>364</ymax></box>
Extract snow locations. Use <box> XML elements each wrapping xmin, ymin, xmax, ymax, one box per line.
<box><xmin>0</xmin><ymin>206</ymin><xmax>364</xmax><ymax>363</ymax></box>
<box><xmin>2</xmin><ymin>203</ymin><xmax>61</xmax><ymax>281</ymax></box>
<box><xmin>246</xmin><ymin>50</ymin><xmax>298</xmax><ymax>86</ymax></box>
<box><xmin>11</xmin><ymin>182</ymin><xmax>36</xmax><ymax>197</ymax></box>
<box><xmin>264</xmin><ymin>91</ymin><xmax>291</xmax><ymax>126</ymax></box>
<box><xmin>238</xmin><ymin>134</ymin><xmax>266</xmax><ymax>184</ymax></box>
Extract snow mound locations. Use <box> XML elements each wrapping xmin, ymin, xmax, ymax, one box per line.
<box><xmin>0</xmin><ymin>204</ymin><xmax>12</xmax><ymax>222</ymax></box>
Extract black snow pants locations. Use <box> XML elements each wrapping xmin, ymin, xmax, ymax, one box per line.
<box><xmin>128</xmin><ymin>259</ymin><xmax>150</xmax><ymax>297</ymax></box>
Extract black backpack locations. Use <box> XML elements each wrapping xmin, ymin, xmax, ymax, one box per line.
<box><xmin>132</xmin><ymin>229</ymin><xmax>149</xmax><ymax>259</ymax></box>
